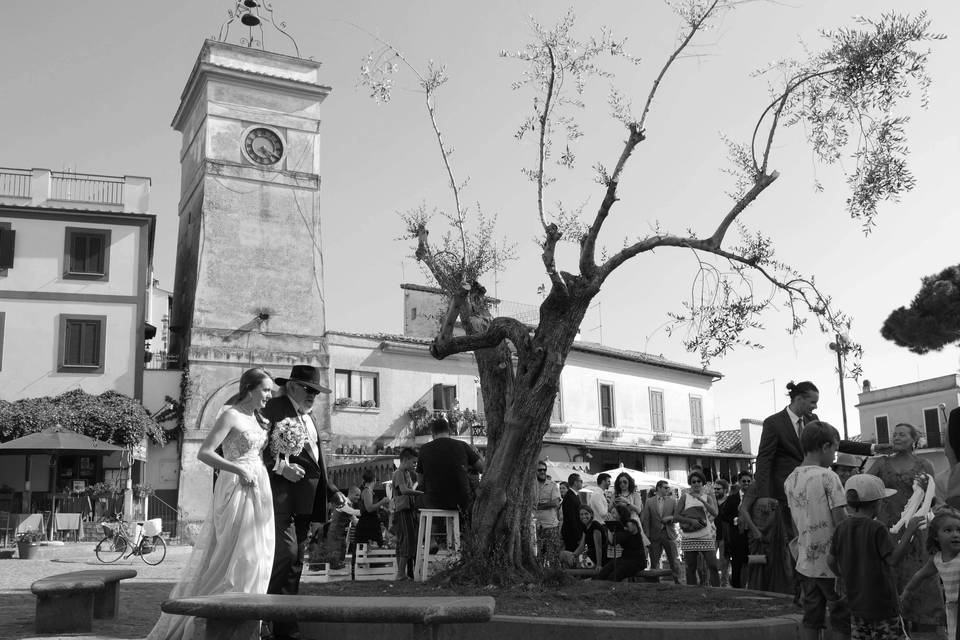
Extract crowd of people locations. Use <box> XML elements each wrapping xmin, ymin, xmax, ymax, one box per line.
<box><xmin>141</xmin><ymin>365</ymin><xmax>960</xmax><ymax>640</ymax></box>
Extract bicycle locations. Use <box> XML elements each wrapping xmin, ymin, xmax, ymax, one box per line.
<box><xmin>95</xmin><ymin>514</ymin><xmax>167</xmax><ymax>565</ymax></box>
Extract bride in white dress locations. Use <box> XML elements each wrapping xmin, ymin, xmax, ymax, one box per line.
<box><xmin>147</xmin><ymin>368</ymin><xmax>276</xmax><ymax>640</ymax></box>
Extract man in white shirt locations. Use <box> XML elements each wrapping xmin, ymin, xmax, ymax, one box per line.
<box><xmin>584</xmin><ymin>473</ymin><xmax>613</xmax><ymax>525</ymax></box>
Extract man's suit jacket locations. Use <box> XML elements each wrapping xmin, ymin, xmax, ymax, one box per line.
<box><xmin>753</xmin><ymin>409</ymin><xmax>873</xmax><ymax>502</ymax></box>
<box><xmin>718</xmin><ymin>491</ymin><xmax>748</xmax><ymax>555</ymax></box>
<box><xmin>560</xmin><ymin>490</ymin><xmax>582</xmax><ymax>549</ymax></box>
<box><xmin>262</xmin><ymin>395</ymin><xmax>337</xmax><ymax>520</ymax></box>
<box><xmin>639</xmin><ymin>495</ymin><xmax>677</xmax><ymax>542</ymax></box>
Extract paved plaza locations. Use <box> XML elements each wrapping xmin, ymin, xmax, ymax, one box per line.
<box><xmin>0</xmin><ymin>542</ymin><xmax>189</xmax><ymax>640</ymax></box>
<box><xmin>0</xmin><ymin>542</ymin><xmax>945</xmax><ymax>640</ymax></box>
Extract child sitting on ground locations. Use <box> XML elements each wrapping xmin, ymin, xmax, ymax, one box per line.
<box><xmin>902</xmin><ymin>509</ymin><xmax>960</xmax><ymax>639</ymax></box>
<box><xmin>828</xmin><ymin>475</ymin><xmax>924</xmax><ymax>640</ymax></box>
<box><xmin>784</xmin><ymin>421</ymin><xmax>846</xmax><ymax>640</ymax></box>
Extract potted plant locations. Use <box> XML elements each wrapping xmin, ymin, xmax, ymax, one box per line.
<box><xmin>17</xmin><ymin>531</ymin><xmax>43</xmax><ymax>559</ymax></box>
<box><xmin>133</xmin><ymin>483</ymin><xmax>155</xmax><ymax>500</ymax></box>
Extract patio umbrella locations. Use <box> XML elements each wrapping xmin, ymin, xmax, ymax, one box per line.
<box><xmin>0</xmin><ymin>426</ymin><xmax>125</xmax><ymax>538</ymax></box>
<box><xmin>0</xmin><ymin>426</ymin><xmax>125</xmax><ymax>456</ymax></box>
<box><xmin>600</xmin><ymin>464</ymin><xmax>689</xmax><ymax>490</ymax></box>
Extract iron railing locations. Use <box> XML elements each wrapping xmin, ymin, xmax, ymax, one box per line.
<box><xmin>146</xmin><ymin>493</ymin><xmax>182</xmax><ymax>540</ymax></box>
<box><xmin>0</xmin><ymin>168</ymin><xmax>31</xmax><ymax>198</ymax></box>
<box><xmin>51</xmin><ymin>171</ymin><xmax>124</xmax><ymax>205</ymax></box>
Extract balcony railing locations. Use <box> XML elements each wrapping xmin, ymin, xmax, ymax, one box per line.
<box><xmin>0</xmin><ymin>167</ymin><xmax>150</xmax><ymax>213</ymax></box>
<box><xmin>51</xmin><ymin>171</ymin><xmax>124</xmax><ymax>205</ymax></box>
<box><xmin>0</xmin><ymin>168</ymin><xmax>31</xmax><ymax>198</ymax></box>
<box><xmin>412</xmin><ymin>409</ymin><xmax>487</xmax><ymax>440</ymax></box>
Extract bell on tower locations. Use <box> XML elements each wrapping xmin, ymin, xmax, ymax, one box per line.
<box><xmin>169</xmin><ymin>3</ymin><xmax>332</xmax><ymax>536</ymax></box>
<box><xmin>216</xmin><ymin>0</ymin><xmax>303</xmax><ymax>58</ymax></box>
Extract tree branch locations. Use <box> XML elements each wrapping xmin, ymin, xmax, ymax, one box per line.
<box><xmin>750</xmin><ymin>67</ymin><xmax>838</xmax><ymax>173</ymax></box>
<box><xmin>541</xmin><ymin>223</ymin><xmax>568</xmax><ymax>297</ymax></box>
<box><xmin>431</xmin><ymin>316</ymin><xmax>532</xmax><ymax>360</ymax></box>
<box><xmin>637</xmin><ymin>0</ymin><xmax>721</xmax><ymax>131</ymax></box>
<box><xmin>597</xmin><ymin>169</ymin><xmax>779</xmax><ymax>281</ymax></box>
<box><xmin>707</xmin><ymin>171</ymin><xmax>779</xmax><ymax>248</ymax></box>
<box><xmin>580</xmin><ymin>1</ymin><xmax>719</xmax><ymax>280</ymax></box>
<box><xmin>536</xmin><ymin>46</ymin><xmax>557</xmax><ymax>231</ymax></box>
<box><xmin>578</xmin><ymin>124</ymin><xmax>644</xmax><ymax>278</ymax></box>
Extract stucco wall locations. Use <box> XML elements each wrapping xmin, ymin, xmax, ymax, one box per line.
<box><xmin>559</xmin><ymin>350</ymin><xmax>716</xmax><ymax>448</ymax></box>
<box><xmin>329</xmin><ymin>337</ymin><xmax>478</xmax><ymax>450</ymax></box>
<box><xmin>0</xmin><ymin>217</ymin><xmax>141</xmax><ymax>295</ymax></box>
<box><xmin>0</xmin><ymin>299</ymin><xmax>137</xmax><ymax>399</ymax></box>
<box><xmin>326</xmin><ymin>334</ymin><xmax>718</xmax><ymax>455</ymax></box>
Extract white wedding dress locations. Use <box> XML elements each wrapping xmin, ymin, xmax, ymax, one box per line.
<box><xmin>146</xmin><ymin>412</ymin><xmax>275</xmax><ymax>640</ymax></box>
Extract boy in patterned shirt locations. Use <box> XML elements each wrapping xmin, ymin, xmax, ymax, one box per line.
<box><xmin>785</xmin><ymin>420</ymin><xmax>846</xmax><ymax>640</ymax></box>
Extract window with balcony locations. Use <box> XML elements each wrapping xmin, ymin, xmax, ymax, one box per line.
<box><xmin>334</xmin><ymin>369</ymin><xmax>379</xmax><ymax>407</ymax></box>
<box><xmin>59</xmin><ymin>314</ymin><xmax>106</xmax><ymax>373</ymax></box>
<box><xmin>923</xmin><ymin>407</ymin><xmax>942</xmax><ymax>448</ymax></box>
<box><xmin>64</xmin><ymin>227</ymin><xmax>111</xmax><ymax>280</ymax></box>
<box><xmin>599</xmin><ymin>382</ymin><xmax>615</xmax><ymax>428</ymax></box>
<box><xmin>689</xmin><ymin>395</ymin><xmax>704</xmax><ymax>436</ymax></box>
<box><xmin>0</xmin><ymin>222</ymin><xmax>14</xmax><ymax>275</ymax></box>
<box><xmin>649</xmin><ymin>388</ymin><xmax>665</xmax><ymax>432</ymax></box>
<box><xmin>875</xmin><ymin>415</ymin><xmax>889</xmax><ymax>444</ymax></box>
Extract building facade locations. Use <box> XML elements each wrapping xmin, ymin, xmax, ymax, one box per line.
<box><xmin>856</xmin><ymin>374</ymin><xmax>959</xmax><ymax>475</ymax></box>
<box><xmin>326</xmin><ymin>285</ymin><xmax>750</xmax><ymax>485</ymax></box>
<box><xmin>0</xmin><ymin>167</ymin><xmax>154</xmax><ymax>401</ymax></box>
<box><xmin>0</xmin><ymin>166</ymin><xmax>155</xmax><ymax>506</ymax></box>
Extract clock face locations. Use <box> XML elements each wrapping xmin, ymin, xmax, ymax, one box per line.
<box><xmin>243</xmin><ymin>127</ymin><xmax>284</xmax><ymax>165</ymax></box>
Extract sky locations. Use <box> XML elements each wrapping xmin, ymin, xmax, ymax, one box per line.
<box><xmin>3</xmin><ymin>1</ymin><xmax>959</xmax><ymax>437</ymax></box>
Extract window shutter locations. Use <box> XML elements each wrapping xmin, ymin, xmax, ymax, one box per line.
<box><xmin>0</xmin><ymin>228</ymin><xmax>14</xmax><ymax>269</ymax></box>
<box><xmin>432</xmin><ymin>383</ymin><xmax>444</xmax><ymax>410</ymax></box>
<box><xmin>689</xmin><ymin>396</ymin><xmax>704</xmax><ymax>435</ymax></box>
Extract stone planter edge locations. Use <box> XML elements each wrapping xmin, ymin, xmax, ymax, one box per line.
<box><xmin>303</xmin><ymin>613</ymin><xmax>801</xmax><ymax>640</ymax></box>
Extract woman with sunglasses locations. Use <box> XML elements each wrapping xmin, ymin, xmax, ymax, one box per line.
<box><xmin>676</xmin><ymin>470</ymin><xmax>720</xmax><ymax>586</ymax></box>
<box><xmin>612</xmin><ymin>472</ymin><xmax>644</xmax><ymax>520</ymax></box>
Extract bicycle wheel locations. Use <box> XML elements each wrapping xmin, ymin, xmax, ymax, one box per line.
<box><xmin>140</xmin><ymin>536</ymin><xmax>167</xmax><ymax>565</ymax></box>
<box><xmin>95</xmin><ymin>535</ymin><xmax>127</xmax><ymax>563</ymax></box>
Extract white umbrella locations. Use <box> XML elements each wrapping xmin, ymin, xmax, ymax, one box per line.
<box><xmin>601</xmin><ymin>464</ymin><xmax>689</xmax><ymax>490</ymax></box>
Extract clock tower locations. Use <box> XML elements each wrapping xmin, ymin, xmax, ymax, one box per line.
<box><xmin>169</xmin><ymin>39</ymin><xmax>331</xmax><ymax>528</ymax></box>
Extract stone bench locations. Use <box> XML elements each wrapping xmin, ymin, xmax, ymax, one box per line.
<box><xmin>31</xmin><ymin>568</ymin><xmax>138</xmax><ymax>633</ymax></box>
<box><xmin>161</xmin><ymin>594</ymin><xmax>496</xmax><ymax>640</ymax></box>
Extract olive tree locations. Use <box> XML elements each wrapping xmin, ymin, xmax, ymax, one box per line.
<box><xmin>360</xmin><ymin>3</ymin><xmax>942</xmax><ymax>576</ymax></box>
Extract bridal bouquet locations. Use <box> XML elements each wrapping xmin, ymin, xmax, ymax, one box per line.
<box><xmin>890</xmin><ymin>472</ymin><xmax>936</xmax><ymax>534</ymax></box>
<box><xmin>271</xmin><ymin>418</ymin><xmax>307</xmax><ymax>472</ymax></box>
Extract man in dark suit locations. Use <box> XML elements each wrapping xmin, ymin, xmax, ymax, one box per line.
<box><xmin>751</xmin><ymin>381</ymin><xmax>886</xmax><ymax>503</ymax></box>
<box><xmin>638</xmin><ymin>480</ymin><xmax>680</xmax><ymax>583</ymax></box>
<box><xmin>719</xmin><ymin>470</ymin><xmax>752</xmax><ymax>588</ymax></box>
<box><xmin>263</xmin><ymin>365</ymin><xmax>344</xmax><ymax>640</ymax></box>
<box><xmin>560</xmin><ymin>473</ymin><xmax>583</xmax><ymax>551</ymax></box>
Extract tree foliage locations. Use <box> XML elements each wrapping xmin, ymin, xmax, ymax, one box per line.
<box><xmin>0</xmin><ymin>389</ymin><xmax>164</xmax><ymax>446</ymax></box>
<box><xmin>881</xmin><ymin>264</ymin><xmax>960</xmax><ymax>354</ymax></box>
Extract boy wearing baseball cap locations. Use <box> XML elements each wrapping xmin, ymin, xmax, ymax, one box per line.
<box><xmin>828</xmin><ymin>475</ymin><xmax>924</xmax><ymax>639</ymax></box>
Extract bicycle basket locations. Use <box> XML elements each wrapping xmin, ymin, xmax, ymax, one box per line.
<box><xmin>101</xmin><ymin>522</ymin><xmax>118</xmax><ymax>538</ymax></box>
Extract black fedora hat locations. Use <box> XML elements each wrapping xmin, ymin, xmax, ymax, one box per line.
<box><xmin>275</xmin><ymin>365</ymin><xmax>331</xmax><ymax>394</ymax></box>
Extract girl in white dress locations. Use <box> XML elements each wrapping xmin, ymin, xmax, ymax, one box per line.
<box><xmin>146</xmin><ymin>368</ymin><xmax>276</xmax><ymax>640</ymax></box>
<box><xmin>903</xmin><ymin>510</ymin><xmax>960</xmax><ymax>639</ymax></box>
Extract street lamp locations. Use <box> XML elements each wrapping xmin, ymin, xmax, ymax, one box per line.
<box><xmin>828</xmin><ymin>332</ymin><xmax>852</xmax><ymax>440</ymax></box>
